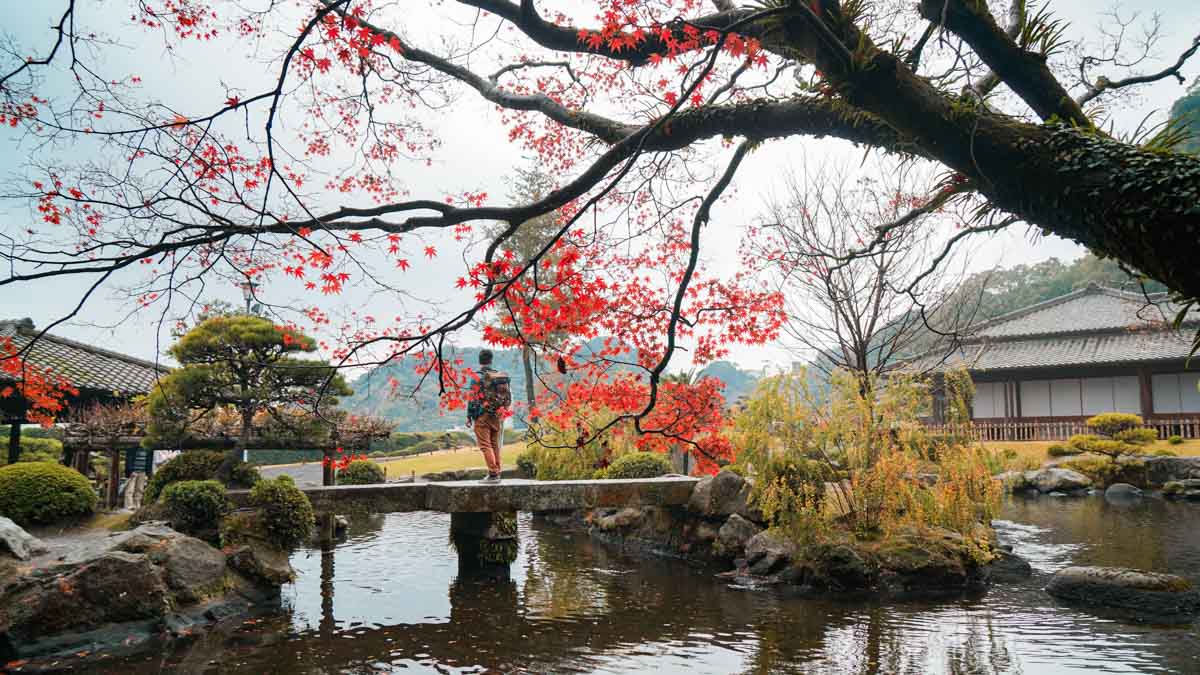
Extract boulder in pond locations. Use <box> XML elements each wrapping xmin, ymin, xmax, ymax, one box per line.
<box><xmin>0</xmin><ymin>516</ymin><xmax>48</xmax><ymax>561</ymax></box>
<box><xmin>1162</xmin><ymin>479</ymin><xmax>1200</xmax><ymax>500</ymax></box>
<box><xmin>1028</xmin><ymin>468</ymin><xmax>1092</xmax><ymax>494</ymax></box>
<box><xmin>688</xmin><ymin>470</ymin><xmax>763</xmax><ymax>523</ymax></box>
<box><xmin>226</xmin><ymin>541</ymin><xmax>295</xmax><ymax>586</ymax></box>
<box><xmin>988</xmin><ymin>548</ymin><xmax>1033</xmax><ymax>583</ymax></box>
<box><xmin>1104</xmin><ymin>483</ymin><xmax>1143</xmax><ymax>500</ymax></box>
<box><xmin>744</xmin><ymin>530</ymin><xmax>796</xmax><ymax>576</ymax></box>
<box><xmin>715</xmin><ymin>514</ymin><xmax>762</xmax><ymax>557</ymax></box>
<box><xmin>1141</xmin><ymin>456</ymin><xmax>1200</xmax><ymax>486</ymax></box>
<box><xmin>1046</xmin><ymin>566</ymin><xmax>1200</xmax><ymax>621</ymax></box>
<box><xmin>994</xmin><ymin>471</ymin><xmax>1034</xmax><ymax>491</ymax></box>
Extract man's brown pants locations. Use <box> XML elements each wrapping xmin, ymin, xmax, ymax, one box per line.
<box><xmin>473</xmin><ymin>413</ymin><xmax>502</xmax><ymax>475</ymax></box>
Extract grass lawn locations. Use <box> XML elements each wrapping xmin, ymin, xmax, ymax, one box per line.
<box><xmin>379</xmin><ymin>443</ymin><xmax>524</xmax><ymax>479</ymax></box>
<box><xmin>982</xmin><ymin>439</ymin><xmax>1200</xmax><ymax>470</ymax></box>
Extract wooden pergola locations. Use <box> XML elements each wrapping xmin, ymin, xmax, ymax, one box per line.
<box><xmin>1</xmin><ymin>318</ymin><xmax>169</xmax><ymax>465</ymax></box>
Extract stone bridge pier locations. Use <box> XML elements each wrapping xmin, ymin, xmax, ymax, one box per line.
<box><xmin>231</xmin><ymin>476</ymin><xmax>698</xmax><ymax>573</ymax></box>
<box><xmin>450</xmin><ymin>511</ymin><xmax>519</xmax><ymax>576</ymax></box>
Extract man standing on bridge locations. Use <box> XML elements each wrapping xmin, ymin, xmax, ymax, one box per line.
<box><xmin>467</xmin><ymin>349</ymin><xmax>512</xmax><ymax>483</ymax></box>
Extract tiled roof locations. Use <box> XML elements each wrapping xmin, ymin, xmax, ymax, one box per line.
<box><xmin>923</xmin><ymin>329</ymin><xmax>1196</xmax><ymax>373</ymax></box>
<box><xmin>968</xmin><ymin>284</ymin><xmax>1179</xmax><ymax>339</ymax></box>
<box><xmin>909</xmin><ymin>284</ymin><xmax>1196</xmax><ymax>373</ymax></box>
<box><xmin>0</xmin><ymin>319</ymin><xmax>169</xmax><ymax>396</ymax></box>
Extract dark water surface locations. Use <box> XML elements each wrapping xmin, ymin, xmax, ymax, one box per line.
<box><xmin>111</xmin><ymin>496</ymin><xmax>1199</xmax><ymax>674</ymax></box>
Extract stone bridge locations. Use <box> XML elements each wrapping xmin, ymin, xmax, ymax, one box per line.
<box><xmin>229</xmin><ymin>476</ymin><xmax>698</xmax><ymax>514</ymax></box>
<box><xmin>229</xmin><ymin>477</ymin><xmax>699</xmax><ymax>570</ymax></box>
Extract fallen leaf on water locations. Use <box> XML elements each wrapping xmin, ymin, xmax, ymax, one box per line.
<box><xmin>5</xmin><ymin>659</ymin><xmax>29</xmax><ymax>669</ymax></box>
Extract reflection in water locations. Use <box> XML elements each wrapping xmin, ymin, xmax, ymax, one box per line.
<box><xmin>106</xmin><ymin>497</ymin><xmax>1200</xmax><ymax>674</ymax></box>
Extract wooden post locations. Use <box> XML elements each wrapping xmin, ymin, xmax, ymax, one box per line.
<box><xmin>1139</xmin><ymin>368</ymin><xmax>1154</xmax><ymax>418</ymax></box>
<box><xmin>106</xmin><ymin>449</ymin><xmax>121</xmax><ymax>509</ymax></box>
<box><xmin>322</xmin><ymin>448</ymin><xmax>335</xmax><ymax>487</ymax></box>
<box><xmin>7</xmin><ymin>420</ymin><xmax>19</xmax><ymax>465</ymax></box>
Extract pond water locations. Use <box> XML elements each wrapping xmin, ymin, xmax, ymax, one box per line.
<box><xmin>109</xmin><ymin>496</ymin><xmax>1199</xmax><ymax>674</ymax></box>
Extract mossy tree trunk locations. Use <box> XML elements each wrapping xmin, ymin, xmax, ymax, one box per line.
<box><xmin>774</xmin><ymin>7</ymin><xmax>1200</xmax><ymax>298</ymax></box>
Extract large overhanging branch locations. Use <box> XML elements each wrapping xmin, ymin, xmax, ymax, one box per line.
<box><xmin>916</xmin><ymin>0</ymin><xmax>1088</xmax><ymax>126</ymax></box>
<box><xmin>2</xmin><ymin>93</ymin><xmax>910</xmax><ymax>284</ymax></box>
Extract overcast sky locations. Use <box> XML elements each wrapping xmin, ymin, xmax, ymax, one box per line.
<box><xmin>1</xmin><ymin>0</ymin><xmax>1197</xmax><ymax>375</ymax></box>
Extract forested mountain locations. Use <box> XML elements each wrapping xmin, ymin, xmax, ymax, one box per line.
<box><xmin>341</xmin><ymin>346</ymin><xmax>526</xmax><ymax>432</ymax></box>
<box><xmin>696</xmin><ymin>361</ymin><xmax>761</xmax><ymax>405</ymax></box>
<box><xmin>342</xmin><ymin>345</ymin><xmax>763</xmax><ymax>431</ymax></box>
<box><xmin>951</xmin><ymin>253</ymin><xmax>1169</xmax><ymax>323</ymax></box>
<box><xmin>1171</xmin><ymin>77</ymin><xmax>1200</xmax><ymax>155</ymax></box>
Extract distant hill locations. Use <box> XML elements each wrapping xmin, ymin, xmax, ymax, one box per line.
<box><xmin>341</xmin><ymin>347</ymin><xmax>761</xmax><ymax>432</ymax></box>
<box><xmin>341</xmin><ymin>346</ymin><xmax>526</xmax><ymax>433</ymax></box>
<box><xmin>696</xmin><ymin>360</ymin><xmax>760</xmax><ymax>405</ymax></box>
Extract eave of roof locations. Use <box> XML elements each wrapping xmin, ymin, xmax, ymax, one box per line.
<box><xmin>1</xmin><ymin>320</ymin><xmax>170</xmax><ymax>396</ymax></box>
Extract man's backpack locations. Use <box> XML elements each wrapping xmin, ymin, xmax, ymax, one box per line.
<box><xmin>481</xmin><ymin>369</ymin><xmax>513</xmax><ymax>414</ymax></box>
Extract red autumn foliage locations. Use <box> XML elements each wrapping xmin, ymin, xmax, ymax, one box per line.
<box><xmin>1</xmin><ymin>337</ymin><xmax>79</xmax><ymax>426</ymax></box>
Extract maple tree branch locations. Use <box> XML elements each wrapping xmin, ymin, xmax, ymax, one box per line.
<box><xmin>0</xmin><ymin>1</ymin><xmax>75</xmax><ymax>90</ymax></box>
<box><xmin>457</xmin><ymin>0</ymin><xmax>763</xmax><ymax>66</ymax></box>
<box><xmin>342</xmin><ymin>10</ymin><xmax>637</xmax><ymax>143</ymax></box>
<box><xmin>637</xmin><ymin>139</ymin><xmax>753</xmax><ymax>431</ymax></box>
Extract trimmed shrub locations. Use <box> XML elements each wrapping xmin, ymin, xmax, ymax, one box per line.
<box><xmin>339</xmin><ymin>459</ymin><xmax>385</xmax><ymax>485</ymax></box>
<box><xmin>1168</xmin><ymin>434</ymin><xmax>1185</xmax><ymax>445</ymax></box>
<box><xmin>1087</xmin><ymin>412</ymin><xmax>1143</xmax><ymax>437</ymax></box>
<box><xmin>516</xmin><ymin>450</ymin><xmax>537</xmax><ymax>478</ymax></box>
<box><xmin>0</xmin><ymin>462</ymin><xmax>96</xmax><ymax>526</ymax></box>
<box><xmin>162</xmin><ymin>480</ymin><xmax>228</xmax><ymax>535</ymax></box>
<box><xmin>1063</xmin><ymin>457</ymin><xmax>1147</xmax><ymax>488</ymax></box>
<box><xmin>1046</xmin><ymin>443</ymin><xmax>1081</xmax><ymax>458</ymax></box>
<box><xmin>1068</xmin><ymin>414</ymin><xmax>1157</xmax><ymax>463</ymax></box>
<box><xmin>1067</xmin><ymin>434</ymin><xmax>1096</xmax><ymax>451</ymax></box>
<box><xmin>1115</xmin><ymin>427</ymin><xmax>1157</xmax><ymax>445</ymax></box>
<box><xmin>1151</xmin><ymin>448</ymin><xmax>1178</xmax><ymax>457</ymax></box>
<box><xmin>145</xmin><ymin>450</ymin><xmax>261</xmax><ymax>502</ymax></box>
<box><xmin>249</xmin><ymin>475</ymin><xmax>314</xmax><ymax>550</ymax></box>
<box><xmin>598</xmin><ymin>451</ymin><xmax>672</xmax><ymax>479</ymax></box>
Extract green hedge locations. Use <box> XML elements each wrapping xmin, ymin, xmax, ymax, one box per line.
<box><xmin>163</xmin><ymin>480</ymin><xmax>228</xmax><ymax>535</ymax></box>
<box><xmin>249</xmin><ymin>475</ymin><xmax>314</xmax><ymax>549</ymax></box>
<box><xmin>0</xmin><ymin>462</ymin><xmax>96</xmax><ymax>526</ymax></box>
<box><xmin>516</xmin><ymin>450</ymin><xmax>536</xmax><ymax>478</ymax></box>
<box><xmin>597</xmin><ymin>452</ymin><xmax>672</xmax><ymax>479</ymax></box>
<box><xmin>245</xmin><ymin>449</ymin><xmax>326</xmax><ymax>466</ymax></box>
<box><xmin>0</xmin><ymin>436</ymin><xmax>64</xmax><ymax>466</ymax></box>
<box><xmin>146</xmin><ymin>450</ymin><xmax>261</xmax><ymax>502</ymax></box>
<box><xmin>339</xmin><ymin>460</ymin><xmax>385</xmax><ymax>485</ymax></box>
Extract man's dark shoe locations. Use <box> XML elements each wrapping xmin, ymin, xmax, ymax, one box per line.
<box><xmin>481</xmin><ymin>473</ymin><xmax>501</xmax><ymax>483</ymax></box>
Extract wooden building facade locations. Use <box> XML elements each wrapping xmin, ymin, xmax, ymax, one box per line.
<box><xmin>1</xmin><ymin>318</ymin><xmax>168</xmax><ymax>464</ymax></box>
<box><xmin>917</xmin><ymin>284</ymin><xmax>1200</xmax><ymax>440</ymax></box>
